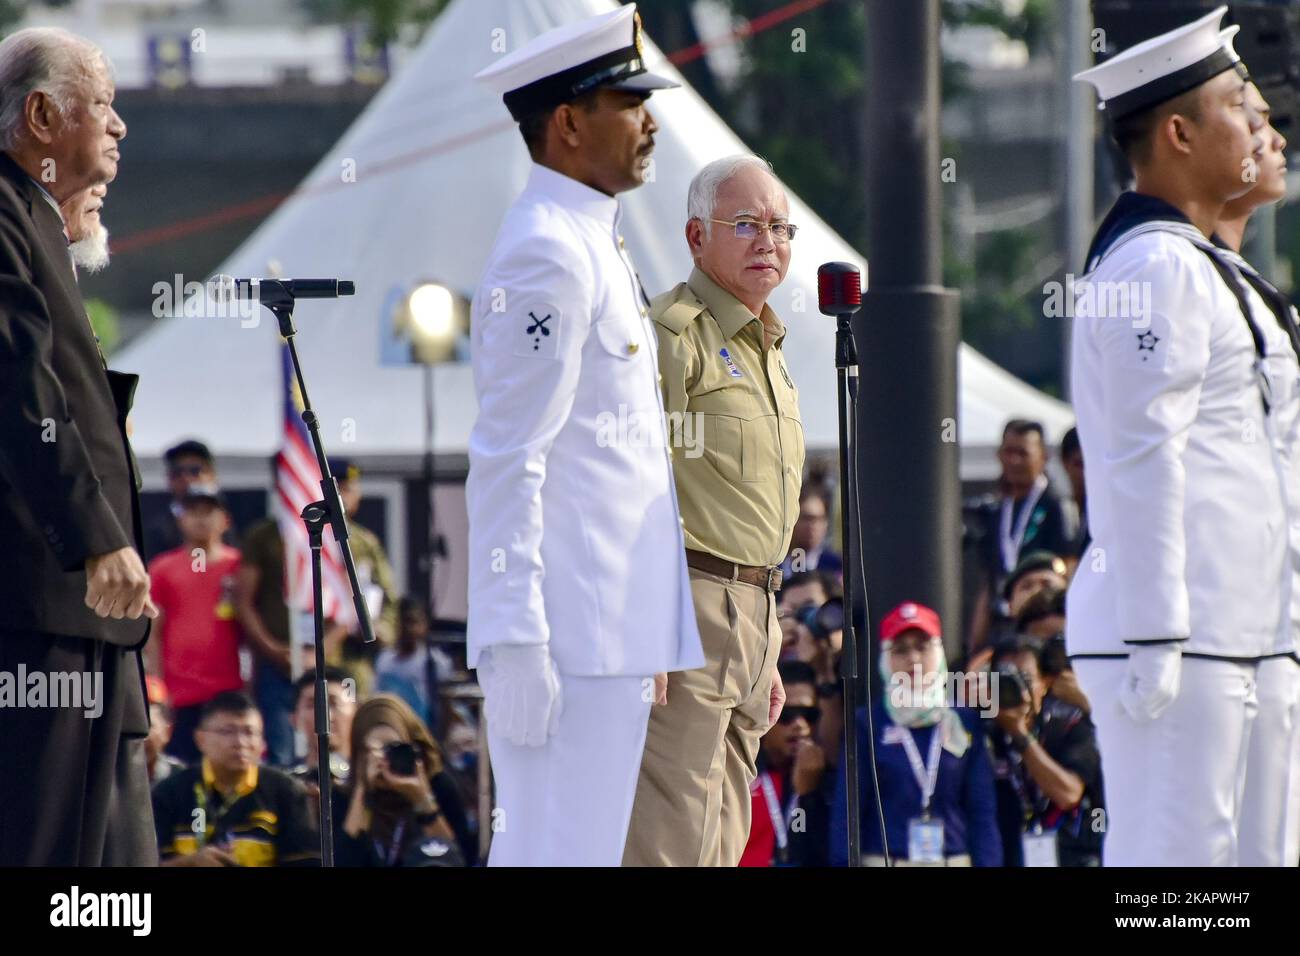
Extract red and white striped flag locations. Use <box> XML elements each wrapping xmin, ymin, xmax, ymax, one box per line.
<box><xmin>276</xmin><ymin>344</ymin><xmax>354</xmax><ymax>627</ymax></box>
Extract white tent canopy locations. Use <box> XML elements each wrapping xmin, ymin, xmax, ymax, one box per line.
<box><xmin>117</xmin><ymin>0</ymin><xmax>1074</xmax><ymax>483</ymax></box>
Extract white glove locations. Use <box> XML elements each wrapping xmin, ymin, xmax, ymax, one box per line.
<box><xmin>1119</xmin><ymin>643</ymin><xmax>1183</xmax><ymax>723</ymax></box>
<box><xmin>477</xmin><ymin>644</ymin><xmax>563</xmax><ymax>747</ymax></box>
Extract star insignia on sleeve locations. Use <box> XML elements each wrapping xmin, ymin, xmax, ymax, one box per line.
<box><xmin>1136</xmin><ymin>330</ymin><xmax>1160</xmax><ymax>361</ymax></box>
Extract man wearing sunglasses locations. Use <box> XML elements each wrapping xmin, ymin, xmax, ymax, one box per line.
<box><xmin>739</xmin><ymin>661</ymin><xmax>829</xmax><ymax>866</ymax></box>
<box><xmin>624</xmin><ymin>154</ymin><xmax>804</xmax><ymax>866</ymax></box>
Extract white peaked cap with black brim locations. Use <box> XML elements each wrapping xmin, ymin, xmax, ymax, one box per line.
<box><xmin>474</xmin><ymin>3</ymin><xmax>680</xmax><ymax>123</ymax></box>
<box><xmin>1074</xmin><ymin>5</ymin><xmax>1247</xmax><ymax>121</ymax></box>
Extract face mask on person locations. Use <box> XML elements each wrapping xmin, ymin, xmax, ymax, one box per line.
<box><xmin>880</xmin><ymin>643</ymin><xmax>949</xmax><ymax>728</ymax></box>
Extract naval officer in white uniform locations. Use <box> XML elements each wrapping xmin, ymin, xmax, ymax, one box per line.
<box><xmin>467</xmin><ymin>4</ymin><xmax>704</xmax><ymax>866</ymax></box>
<box><xmin>1071</xmin><ymin>6</ymin><xmax>1291</xmax><ymax>866</ymax></box>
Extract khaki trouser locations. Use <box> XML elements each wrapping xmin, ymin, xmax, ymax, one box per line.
<box><xmin>623</xmin><ymin>566</ymin><xmax>781</xmax><ymax>866</ymax></box>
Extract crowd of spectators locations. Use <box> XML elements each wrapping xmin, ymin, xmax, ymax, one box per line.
<box><xmin>141</xmin><ymin>439</ymin><xmax>478</xmax><ymax>867</ymax></box>
<box><xmin>739</xmin><ymin>419</ymin><xmax>1104</xmax><ymax>867</ymax></box>
<box><xmin>144</xmin><ymin>420</ymin><xmax>1100</xmax><ymax>868</ymax></box>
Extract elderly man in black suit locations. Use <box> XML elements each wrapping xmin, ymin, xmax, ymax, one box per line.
<box><xmin>0</xmin><ymin>27</ymin><xmax>155</xmax><ymax>865</ymax></box>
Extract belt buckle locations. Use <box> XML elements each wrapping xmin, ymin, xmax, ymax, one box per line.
<box><xmin>766</xmin><ymin>567</ymin><xmax>782</xmax><ymax>592</ymax></box>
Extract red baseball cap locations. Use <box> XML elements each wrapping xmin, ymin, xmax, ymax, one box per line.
<box><xmin>880</xmin><ymin>601</ymin><xmax>942</xmax><ymax>645</ymax></box>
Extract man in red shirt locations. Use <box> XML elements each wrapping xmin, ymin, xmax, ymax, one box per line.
<box><xmin>740</xmin><ymin>661</ymin><xmax>830</xmax><ymax>866</ymax></box>
<box><xmin>146</xmin><ymin>484</ymin><xmax>244</xmax><ymax>762</ymax></box>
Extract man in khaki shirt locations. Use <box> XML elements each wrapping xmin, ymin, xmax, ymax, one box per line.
<box><xmin>624</xmin><ymin>155</ymin><xmax>804</xmax><ymax>866</ymax></box>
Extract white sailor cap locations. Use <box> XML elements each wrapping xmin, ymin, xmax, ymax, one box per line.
<box><xmin>1074</xmin><ymin>5</ymin><xmax>1247</xmax><ymax>121</ymax></box>
<box><xmin>474</xmin><ymin>4</ymin><xmax>679</xmax><ymax>123</ymax></box>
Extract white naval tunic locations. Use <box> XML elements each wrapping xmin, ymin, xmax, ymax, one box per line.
<box><xmin>1068</xmin><ymin>222</ymin><xmax>1291</xmax><ymax>660</ymax></box>
<box><xmin>465</xmin><ymin>162</ymin><xmax>704</xmax><ymax>678</ymax></box>
<box><xmin>466</xmin><ymin>163</ymin><xmax>704</xmax><ymax>866</ymax></box>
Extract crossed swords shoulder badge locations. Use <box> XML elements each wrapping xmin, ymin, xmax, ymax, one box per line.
<box><xmin>526</xmin><ymin>310</ymin><xmax>552</xmax><ymax>352</ymax></box>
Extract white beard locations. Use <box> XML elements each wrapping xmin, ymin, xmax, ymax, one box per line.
<box><xmin>70</xmin><ymin>225</ymin><xmax>110</xmax><ymax>274</ymax></box>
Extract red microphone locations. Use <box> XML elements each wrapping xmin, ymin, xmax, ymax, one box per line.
<box><xmin>818</xmin><ymin>262</ymin><xmax>863</xmax><ymax>316</ymax></box>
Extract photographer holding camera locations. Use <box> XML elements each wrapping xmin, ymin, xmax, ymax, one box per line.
<box><xmin>777</xmin><ymin>572</ymin><xmax>844</xmax><ymax>763</ymax></box>
<box><xmin>335</xmin><ymin>695</ymin><xmax>474</xmax><ymax>867</ymax></box>
<box><xmin>988</xmin><ymin>638</ymin><xmax>1103</xmax><ymax>866</ymax></box>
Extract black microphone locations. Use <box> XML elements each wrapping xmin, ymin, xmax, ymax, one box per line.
<box><xmin>817</xmin><ymin>262</ymin><xmax>863</xmax><ymax>316</ymax></box>
<box><xmin>208</xmin><ymin>275</ymin><xmax>355</xmax><ymax>313</ymax></box>
<box><xmin>227</xmin><ymin>278</ymin><xmax>355</xmax><ymax>299</ymax></box>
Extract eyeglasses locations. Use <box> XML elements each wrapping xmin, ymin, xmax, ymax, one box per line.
<box><xmin>777</xmin><ymin>705</ymin><xmax>821</xmax><ymax>726</ymax></box>
<box><xmin>708</xmin><ymin>217</ymin><xmax>798</xmax><ymax>242</ymax></box>
<box><xmin>202</xmin><ymin>726</ymin><xmax>263</xmax><ymax>741</ymax></box>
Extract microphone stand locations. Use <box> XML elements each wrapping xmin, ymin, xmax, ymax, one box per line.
<box><xmin>822</xmin><ymin>262</ymin><xmax>884</xmax><ymax>868</ymax></box>
<box><xmin>255</xmin><ymin>282</ymin><xmax>376</xmax><ymax>867</ymax></box>
<box><xmin>834</xmin><ymin>311</ymin><xmax>865</xmax><ymax>868</ymax></box>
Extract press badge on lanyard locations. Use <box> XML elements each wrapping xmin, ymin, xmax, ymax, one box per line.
<box><xmin>900</xmin><ymin>723</ymin><xmax>945</xmax><ymax>864</ymax></box>
<box><xmin>758</xmin><ymin>772</ymin><xmax>791</xmax><ymax>865</ymax></box>
<box><xmin>998</xmin><ymin>475</ymin><xmax>1047</xmax><ymax>573</ymax></box>
<box><xmin>1022</xmin><ymin>824</ymin><xmax>1059</xmax><ymax>867</ymax></box>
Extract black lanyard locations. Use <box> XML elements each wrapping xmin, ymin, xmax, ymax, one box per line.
<box><xmin>1238</xmin><ymin>266</ymin><xmax>1300</xmax><ymax>367</ymax></box>
<box><xmin>1200</xmin><ymin>249</ymin><xmax>1272</xmax><ymax>415</ymax></box>
<box><xmin>192</xmin><ymin>780</ymin><xmax>241</xmax><ymax>849</ymax></box>
<box><xmin>373</xmin><ymin>820</ymin><xmax>406</xmax><ymax>867</ymax></box>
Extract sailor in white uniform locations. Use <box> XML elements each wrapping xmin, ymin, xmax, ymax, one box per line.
<box><xmin>466</xmin><ymin>4</ymin><xmax>704</xmax><ymax>866</ymax></box>
<box><xmin>1216</xmin><ymin>85</ymin><xmax>1300</xmax><ymax>867</ymax></box>
<box><xmin>1070</xmin><ymin>6</ymin><xmax>1290</xmax><ymax>866</ymax></box>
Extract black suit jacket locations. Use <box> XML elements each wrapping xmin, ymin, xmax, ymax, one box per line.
<box><xmin>0</xmin><ymin>152</ymin><xmax>148</xmax><ymax>648</ymax></box>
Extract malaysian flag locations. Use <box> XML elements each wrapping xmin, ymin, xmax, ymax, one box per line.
<box><xmin>276</xmin><ymin>344</ymin><xmax>354</xmax><ymax>628</ymax></box>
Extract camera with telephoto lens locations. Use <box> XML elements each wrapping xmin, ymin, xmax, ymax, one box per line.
<box><xmin>996</xmin><ymin>664</ymin><xmax>1032</xmax><ymax>712</ymax></box>
<box><xmin>383</xmin><ymin>741</ymin><xmax>418</xmax><ymax>777</ymax></box>
<box><xmin>795</xmin><ymin>597</ymin><xmax>844</xmax><ymax>642</ymax></box>
<box><xmin>1039</xmin><ymin>634</ymin><xmax>1069</xmax><ymax>677</ymax></box>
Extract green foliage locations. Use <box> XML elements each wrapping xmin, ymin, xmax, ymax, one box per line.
<box><xmin>942</xmin><ymin>0</ymin><xmax>1052</xmax><ymax>51</ymax></box>
<box><xmin>85</xmin><ymin>298</ymin><xmax>120</xmax><ymax>357</ymax></box>
<box><xmin>962</xmin><ymin>227</ymin><xmax>1041</xmax><ymax>346</ymax></box>
<box><xmin>299</xmin><ymin>0</ymin><xmax>450</xmax><ymax>43</ymax></box>
<box><xmin>714</xmin><ymin>0</ymin><xmax>870</xmax><ymax>249</ymax></box>
<box><xmin>0</xmin><ymin>0</ymin><xmax>29</xmax><ymax>33</ymax></box>
<box><xmin>2</xmin><ymin>0</ymin><xmax>76</xmax><ymax>36</ymax></box>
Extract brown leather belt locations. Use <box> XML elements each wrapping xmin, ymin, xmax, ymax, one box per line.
<box><xmin>685</xmin><ymin>548</ymin><xmax>783</xmax><ymax>592</ymax></box>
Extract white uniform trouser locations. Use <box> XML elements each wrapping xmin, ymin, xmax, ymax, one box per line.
<box><xmin>1239</xmin><ymin>658</ymin><xmax>1300</xmax><ymax>866</ymax></box>
<box><xmin>486</xmin><ymin>673</ymin><xmax>651</xmax><ymax>866</ymax></box>
<box><xmin>1074</xmin><ymin>657</ymin><xmax>1258</xmax><ymax>866</ymax></box>
<box><xmin>1291</xmin><ymin>671</ymin><xmax>1300</xmax><ymax>864</ymax></box>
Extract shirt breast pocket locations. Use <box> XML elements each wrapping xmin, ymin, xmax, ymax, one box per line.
<box><xmin>592</xmin><ymin>317</ymin><xmax>653</xmax><ymax>413</ymax></box>
<box><xmin>692</xmin><ymin>390</ymin><xmax>765</xmax><ymax>483</ymax></box>
<box><xmin>782</xmin><ymin>412</ymin><xmax>806</xmax><ymax>475</ymax></box>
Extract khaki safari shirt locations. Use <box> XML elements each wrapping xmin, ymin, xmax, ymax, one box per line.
<box><xmin>653</xmin><ymin>267</ymin><xmax>804</xmax><ymax>568</ymax></box>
